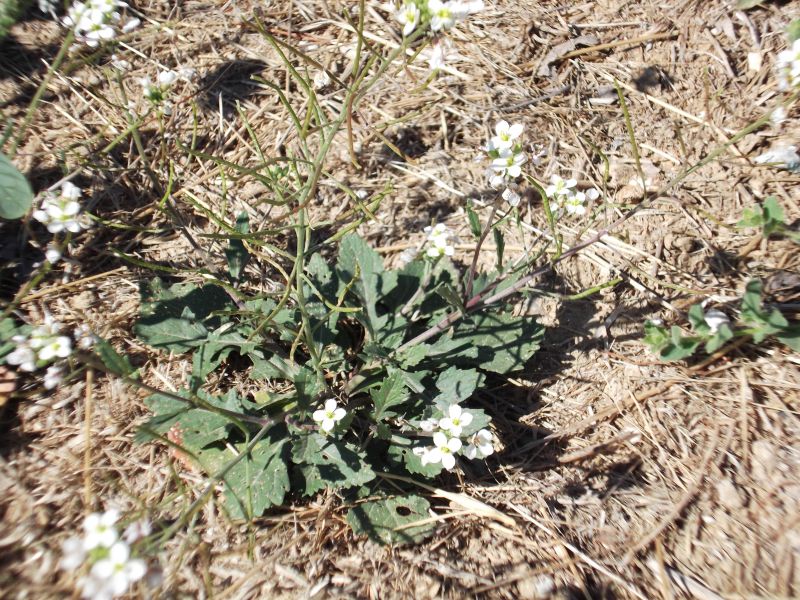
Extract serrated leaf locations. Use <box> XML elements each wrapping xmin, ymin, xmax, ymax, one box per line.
<box><xmin>347</xmin><ymin>495</ymin><xmax>435</xmax><ymax>545</ymax></box>
<box><xmin>138</xmin><ymin>391</ymin><xmax>232</xmax><ymax>449</ymax></box>
<box><xmin>225</xmin><ymin>212</ymin><xmax>250</xmax><ymax>280</ymax></box>
<box><xmin>292</xmin><ymin>434</ymin><xmax>376</xmax><ymax>495</ymax></box>
<box><xmin>436</xmin><ymin>311</ymin><xmax>545</xmax><ymax>374</ymax></box>
<box><xmin>0</xmin><ymin>151</ymin><xmax>33</xmax><ymax>220</ymax></box>
<box><xmin>135</xmin><ymin>279</ymin><xmax>232</xmax><ymax>353</ymax></box>
<box><xmin>396</xmin><ymin>345</ymin><xmax>427</xmax><ymax>369</ymax></box>
<box><xmin>658</xmin><ymin>326</ymin><xmax>700</xmax><ymax>361</ymax></box>
<box><xmin>434</xmin><ymin>282</ymin><xmax>466</xmax><ymax>315</ymax></box>
<box><xmin>94</xmin><ymin>338</ymin><xmax>136</xmax><ymax>377</ymax></box>
<box><xmin>434</xmin><ymin>366</ymin><xmax>484</xmax><ymax>407</ymax></box>
<box><xmin>370</xmin><ymin>371</ymin><xmax>409</xmax><ymax>420</ymax></box>
<box><xmin>196</xmin><ymin>435</ymin><xmax>289</xmax><ymax>519</ymax></box>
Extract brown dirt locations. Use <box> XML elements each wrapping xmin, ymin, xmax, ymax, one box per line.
<box><xmin>1</xmin><ymin>0</ymin><xmax>800</xmax><ymax>598</ymax></box>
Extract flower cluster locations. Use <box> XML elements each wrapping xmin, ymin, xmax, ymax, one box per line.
<box><xmin>33</xmin><ymin>181</ymin><xmax>90</xmax><ymax>236</ymax></box>
<box><xmin>395</xmin><ymin>0</ymin><xmax>483</xmax><ymax>37</ymax></box>
<box><xmin>414</xmin><ymin>405</ymin><xmax>494</xmax><ymax>470</ymax></box>
<box><xmin>64</xmin><ymin>0</ymin><xmax>139</xmax><ymax>48</ymax></box>
<box><xmin>5</xmin><ymin>316</ymin><xmax>94</xmax><ymax>389</ymax></box>
<box><xmin>313</xmin><ymin>399</ymin><xmax>347</xmax><ymax>433</ymax></box>
<box><xmin>61</xmin><ymin>510</ymin><xmax>149</xmax><ymax>599</ymax></box>
<box><xmin>776</xmin><ymin>38</ymin><xmax>800</xmax><ymax>90</ymax></box>
<box><xmin>423</xmin><ymin>223</ymin><xmax>456</xmax><ymax>258</ymax></box>
<box><xmin>484</xmin><ymin>121</ymin><xmax>527</xmax><ymax>204</ymax></box>
<box><xmin>545</xmin><ymin>175</ymin><xmax>599</xmax><ymax>217</ymax></box>
<box><xmin>140</xmin><ymin>70</ymin><xmax>178</xmax><ymax>109</ymax></box>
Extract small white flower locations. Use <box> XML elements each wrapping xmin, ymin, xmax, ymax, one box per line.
<box><xmin>419</xmin><ymin>418</ymin><xmax>439</xmax><ymax>432</ymax></box>
<box><xmin>312</xmin><ymin>399</ymin><xmax>346</xmax><ymax>433</ymax></box>
<box><xmin>490</xmin><ymin>148</ymin><xmax>526</xmax><ymax>182</ymax></box>
<box><xmin>564</xmin><ymin>192</ymin><xmax>587</xmax><ymax>216</ymax></box>
<box><xmin>437</xmin><ymin>404</ymin><xmax>473</xmax><ymax>437</ymax></box>
<box><xmin>43</xmin><ymin>365</ymin><xmax>64</xmax><ymax>389</ymax></box>
<box><xmin>157</xmin><ymin>70</ymin><xmax>178</xmax><ymax>87</ymax></box>
<box><xmin>428</xmin><ymin>0</ymin><xmax>456</xmax><ymax>31</ymax></box>
<box><xmin>754</xmin><ymin>144</ymin><xmax>800</xmax><ymax>172</ymax></box>
<box><xmin>121</xmin><ymin>17</ymin><xmax>140</xmax><ymax>33</ymax></box>
<box><xmin>45</xmin><ymin>243</ymin><xmax>62</xmax><ymax>264</ymax></box>
<box><xmin>396</xmin><ymin>1</ymin><xmax>420</xmax><ymax>36</ymax></box>
<box><xmin>426</xmin><ymin>431</ymin><xmax>462</xmax><ymax>470</ymax></box>
<box><xmin>87</xmin><ymin>541</ymin><xmax>146</xmax><ymax>597</ymax></box>
<box><xmin>141</xmin><ymin>70</ymin><xmax>178</xmax><ymax>105</ymax></box>
<box><xmin>123</xmin><ymin>519</ymin><xmax>152</xmax><ymax>543</ymax></box>
<box><xmin>776</xmin><ymin>38</ymin><xmax>800</xmax><ymax>90</ymax></box>
<box><xmin>491</xmin><ymin>121</ymin><xmax>524</xmax><ymax>151</ymax></box>
<box><xmin>33</xmin><ymin>183</ymin><xmax>88</xmax><ymax>234</ymax></box>
<box><xmin>464</xmin><ymin>429</ymin><xmax>494</xmax><ymax>459</ymax></box>
<box><xmin>313</xmin><ymin>70</ymin><xmax>331</xmax><ymax>89</ymax></box>
<box><xmin>37</xmin><ymin>335</ymin><xmax>72</xmax><ymax>361</ymax></box>
<box><xmin>545</xmin><ymin>175</ymin><xmax>577</xmax><ymax>199</ymax></box>
<box><xmin>423</xmin><ymin>223</ymin><xmax>455</xmax><ymax>258</ymax></box>
<box><xmin>60</xmin><ymin>536</ymin><xmax>86</xmax><ymax>571</ymax></box>
<box><xmin>703</xmin><ymin>309</ymin><xmax>730</xmax><ymax>334</ymax></box>
<box><xmin>75</xmin><ymin>324</ymin><xmax>96</xmax><ymax>349</ymax></box>
<box><xmin>427</xmin><ymin>39</ymin><xmax>448</xmax><ymax>70</ymax></box>
<box><xmin>6</xmin><ymin>337</ymin><xmax>36</xmax><ymax>372</ymax></box>
<box><xmin>83</xmin><ymin>510</ymin><xmax>120</xmax><ymax>550</ymax></box>
<box><xmin>502</xmin><ymin>187</ymin><xmax>521</xmax><ymax>207</ymax></box>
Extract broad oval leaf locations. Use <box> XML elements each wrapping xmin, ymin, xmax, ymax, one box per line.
<box><xmin>0</xmin><ymin>152</ymin><xmax>33</xmax><ymax>220</ymax></box>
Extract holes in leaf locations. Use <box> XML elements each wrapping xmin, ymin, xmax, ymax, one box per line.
<box><xmin>395</xmin><ymin>504</ymin><xmax>412</xmax><ymax>517</ymax></box>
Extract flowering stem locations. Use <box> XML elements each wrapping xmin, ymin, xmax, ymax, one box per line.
<box><xmin>7</xmin><ymin>30</ymin><xmax>75</xmax><ymax>158</ymax></box>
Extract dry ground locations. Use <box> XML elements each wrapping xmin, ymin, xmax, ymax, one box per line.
<box><xmin>1</xmin><ymin>0</ymin><xmax>800</xmax><ymax>598</ymax></box>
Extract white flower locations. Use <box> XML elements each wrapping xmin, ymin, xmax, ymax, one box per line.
<box><xmin>427</xmin><ymin>39</ymin><xmax>448</xmax><ymax>70</ymax></box>
<box><xmin>754</xmin><ymin>144</ymin><xmax>800</xmax><ymax>172</ymax></box>
<box><xmin>491</xmin><ymin>121</ymin><xmax>524</xmax><ymax>151</ymax></box>
<box><xmin>123</xmin><ymin>519</ymin><xmax>152</xmax><ymax>544</ymax></box>
<box><xmin>313</xmin><ymin>70</ymin><xmax>331</xmax><ymax>89</ymax></box>
<box><xmin>563</xmin><ymin>188</ymin><xmax>598</xmax><ymax>216</ymax></box>
<box><xmin>121</xmin><ymin>17</ymin><xmax>140</xmax><ymax>33</ymax></box>
<box><xmin>45</xmin><ymin>243</ymin><xmax>62</xmax><ymax>263</ymax></box>
<box><xmin>37</xmin><ymin>335</ymin><xmax>72</xmax><ymax>361</ymax></box>
<box><xmin>83</xmin><ymin>510</ymin><xmax>120</xmax><ymax>550</ymax></box>
<box><xmin>75</xmin><ymin>324</ymin><xmax>96</xmax><ymax>349</ymax></box>
<box><xmin>428</xmin><ymin>0</ymin><xmax>456</xmax><ymax>31</ymax></box>
<box><xmin>60</xmin><ymin>536</ymin><xmax>87</xmax><ymax>571</ymax></box>
<box><xmin>422</xmin><ymin>431</ymin><xmax>462</xmax><ymax>470</ymax></box>
<box><xmin>65</xmin><ymin>0</ymin><xmax>124</xmax><ymax>47</ymax></box>
<box><xmin>396</xmin><ymin>1</ymin><xmax>420</xmax><ymax>36</ymax></box>
<box><xmin>776</xmin><ymin>38</ymin><xmax>800</xmax><ymax>90</ymax></box>
<box><xmin>141</xmin><ymin>70</ymin><xmax>178</xmax><ymax>104</ymax></box>
<box><xmin>43</xmin><ymin>365</ymin><xmax>64</xmax><ymax>389</ymax></box>
<box><xmin>6</xmin><ymin>337</ymin><xmax>36</xmax><ymax>372</ymax></box>
<box><xmin>703</xmin><ymin>309</ymin><xmax>730</xmax><ymax>333</ymax></box>
<box><xmin>437</xmin><ymin>404</ymin><xmax>473</xmax><ymax>437</ymax></box>
<box><xmin>423</xmin><ymin>223</ymin><xmax>455</xmax><ymax>258</ymax></box>
<box><xmin>502</xmin><ymin>187</ymin><xmax>521</xmax><ymax>207</ymax></box>
<box><xmin>490</xmin><ymin>148</ymin><xmax>526</xmax><ymax>183</ymax></box>
<box><xmin>419</xmin><ymin>418</ymin><xmax>439</xmax><ymax>432</ymax></box>
<box><xmin>545</xmin><ymin>175</ymin><xmax>577</xmax><ymax>199</ymax></box>
<box><xmin>312</xmin><ymin>399</ymin><xmax>346</xmax><ymax>433</ymax></box>
<box><xmin>33</xmin><ymin>183</ymin><xmax>88</xmax><ymax>234</ymax></box>
<box><xmin>464</xmin><ymin>429</ymin><xmax>494</xmax><ymax>459</ymax></box>
<box><xmin>86</xmin><ymin>541</ymin><xmax>146</xmax><ymax>598</ymax></box>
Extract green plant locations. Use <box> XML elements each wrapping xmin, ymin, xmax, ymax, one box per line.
<box><xmin>0</xmin><ymin>0</ymin><xmax>31</xmax><ymax>41</ymax></box>
<box><xmin>0</xmin><ymin>151</ymin><xmax>33</xmax><ymax>219</ymax></box>
<box><xmin>644</xmin><ymin>279</ymin><xmax>800</xmax><ymax>361</ymax></box>
<box><xmin>737</xmin><ymin>196</ymin><xmax>800</xmax><ymax>243</ymax></box>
